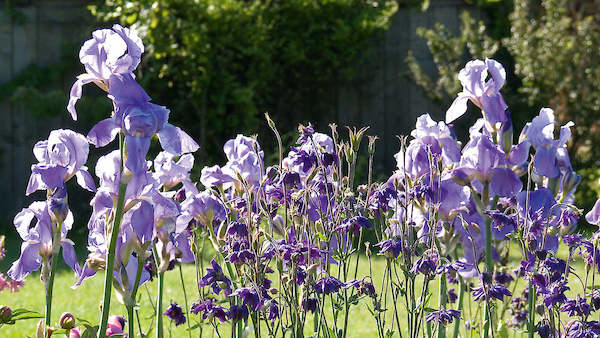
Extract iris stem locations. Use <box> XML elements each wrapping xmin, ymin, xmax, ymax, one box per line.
<box><xmin>437</xmin><ymin>273</ymin><xmax>447</xmax><ymax>338</ymax></box>
<box><xmin>156</xmin><ymin>271</ymin><xmax>165</xmax><ymax>337</ymax></box>
<box><xmin>127</xmin><ymin>254</ymin><xmax>144</xmax><ymax>338</ymax></box>
<box><xmin>44</xmin><ymin>246</ymin><xmax>60</xmax><ymax>334</ymax></box>
<box><xmin>452</xmin><ymin>278</ymin><xmax>465</xmax><ymax>338</ymax></box>
<box><xmin>98</xmin><ymin>133</ymin><xmax>128</xmax><ymax>338</ymax></box>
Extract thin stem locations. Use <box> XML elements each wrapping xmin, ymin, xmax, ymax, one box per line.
<box><xmin>127</xmin><ymin>254</ymin><xmax>145</xmax><ymax>338</ymax></box>
<box><xmin>452</xmin><ymin>279</ymin><xmax>465</xmax><ymax>338</ymax></box>
<box><xmin>437</xmin><ymin>274</ymin><xmax>447</xmax><ymax>338</ymax></box>
<box><xmin>156</xmin><ymin>271</ymin><xmax>165</xmax><ymax>337</ymax></box>
<box><xmin>44</xmin><ymin>247</ymin><xmax>60</xmax><ymax>332</ymax></box>
<box><xmin>179</xmin><ymin>264</ymin><xmax>192</xmax><ymax>338</ymax></box>
<box><xmin>127</xmin><ymin>305</ymin><xmax>135</xmax><ymax>338</ymax></box>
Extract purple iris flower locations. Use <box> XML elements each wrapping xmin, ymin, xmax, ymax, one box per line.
<box><xmin>446</xmin><ymin>58</ymin><xmax>508</xmax><ymax>125</ymax></box>
<box><xmin>426</xmin><ymin>308</ymin><xmax>461</xmax><ymax>325</ymax></box>
<box><xmin>27</xmin><ymin>129</ymin><xmax>95</xmax><ymax>195</ymax></box>
<box><xmin>164</xmin><ymin>302</ymin><xmax>186</xmax><ymax>326</ymax></box>
<box><xmin>153</xmin><ymin>152</ymin><xmax>194</xmax><ymax>190</ymax></box>
<box><xmin>198</xmin><ymin>259</ymin><xmax>232</xmax><ymax>295</ymax></box>
<box><xmin>68</xmin><ymin>24</ymin><xmax>144</xmax><ymax>120</ymax></box>
<box><xmin>87</xmin><ymin>73</ymin><xmax>199</xmax><ymax>175</ymax></box>
<box><xmin>585</xmin><ymin>199</ymin><xmax>600</xmax><ymax>225</ymax></box>
<box><xmin>524</xmin><ymin>108</ymin><xmax>574</xmax><ymax>178</ymax></box>
<box><xmin>176</xmin><ymin>190</ymin><xmax>227</xmax><ymax>231</ymax></box>
<box><xmin>314</xmin><ymin>277</ymin><xmax>344</xmax><ymax>295</ymax></box>
<box><xmin>8</xmin><ymin>201</ymin><xmax>80</xmax><ymax>281</ymax></box>
<box><xmin>561</xmin><ymin>297</ymin><xmax>591</xmax><ymax>317</ymax></box>
<box><xmin>201</xmin><ymin>135</ymin><xmax>263</xmax><ymax>188</ymax></box>
<box><xmin>191</xmin><ymin>299</ymin><xmax>228</xmax><ymax>322</ymax></box>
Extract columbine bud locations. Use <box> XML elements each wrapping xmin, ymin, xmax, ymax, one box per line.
<box><xmin>368</xmin><ymin>135</ymin><xmax>378</xmax><ymax>156</ymax></box>
<box><xmin>59</xmin><ymin>312</ymin><xmax>76</xmax><ymax>330</ymax></box>
<box><xmin>0</xmin><ymin>305</ymin><xmax>11</xmax><ymax>324</ymax></box>
<box><xmin>47</xmin><ymin>186</ymin><xmax>68</xmax><ymax>224</ymax></box>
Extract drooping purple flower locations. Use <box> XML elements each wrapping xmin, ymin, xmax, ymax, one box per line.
<box><xmin>375</xmin><ymin>238</ymin><xmax>402</xmax><ymax>259</ymax></box>
<box><xmin>472</xmin><ymin>282</ymin><xmax>512</xmax><ymax>302</ymax></box>
<box><xmin>564</xmin><ymin>320</ymin><xmax>600</xmax><ymax>338</ymax></box>
<box><xmin>190</xmin><ymin>299</ymin><xmax>228</xmax><ymax>323</ymax></box>
<box><xmin>164</xmin><ymin>302</ymin><xmax>186</xmax><ymax>326</ymax></box>
<box><xmin>230</xmin><ymin>287</ymin><xmax>262</xmax><ymax>312</ymax></box>
<box><xmin>447</xmin><ymin>288</ymin><xmax>458</xmax><ymax>304</ymax></box>
<box><xmin>335</xmin><ymin>216</ymin><xmax>372</xmax><ymax>236</ymax></box>
<box><xmin>426</xmin><ymin>308</ymin><xmax>461</xmax><ymax>326</ymax></box>
<box><xmin>87</xmin><ymin>73</ymin><xmax>199</xmax><ymax>175</ymax></box>
<box><xmin>8</xmin><ymin>201</ymin><xmax>80</xmax><ymax>281</ymax></box>
<box><xmin>564</xmin><ymin>234</ymin><xmax>584</xmax><ymax>248</ymax></box>
<box><xmin>446</xmin><ymin>58</ymin><xmax>508</xmax><ymax>125</ymax></box>
<box><xmin>302</xmin><ymin>298</ymin><xmax>318</xmax><ymax>313</ymax></box>
<box><xmin>314</xmin><ymin>277</ymin><xmax>344</xmax><ymax>295</ymax></box>
<box><xmin>344</xmin><ymin>278</ymin><xmax>376</xmax><ymax>297</ymax></box>
<box><xmin>228</xmin><ymin>305</ymin><xmax>249</xmax><ymax>322</ymax></box>
<box><xmin>68</xmin><ymin>24</ymin><xmax>144</xmax><ymax>120</ymax></box>
<box><xmin>411</xmin><ymin>249</ymin><xmax>439</xmax><ymax>276</ymax></box>
<box><xmin>561</xmin><ymin>297</ymin><xmax>591</xmax><ymax>317</ymax></box>
<box><xmin>27</xmin><ymin>129</ymin><xmax>95</xmax><ymax>194</ymax></box>
<box><xmin>198</xmin><ymin>259</ymin><xmax>232</xmax><ymax>295</ymax></box>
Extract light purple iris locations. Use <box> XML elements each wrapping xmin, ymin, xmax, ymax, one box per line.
<box><xmin>87</xmin><ymin>73</ymin><xmax>199</xmax><ymax>175</ymax></box>
<box><xmin>524</xmin><ymin>108</ymin><xmax>574</xmax><ymax>178</ymax></box>
<box><xmin>8</xmin><ymin>201</ymin><xmax>80</xmax><ymax>281</ymax></box>
<box><xmin>201</xmin><ymin>135</ymin><xmax>263</xmax><ymax>188</ymax></box>
<box><xmin>27</xmin><ymin>129</ymin><xmax>95</xmax><ymax>195</ymax></box>
<box><xmin>68</xmin><ymin>24</ymin><xmax>144</xmax><ymax>120</ymax></box>
<box><xmin>153</xmin><ymin>152</ymin><xmax>194</xmax><ymax>190</ymax></box>
<box><xmin>446</xmin><ymin>58</ymin><xmax>508</xmax><ymax>125</ymax></box>
<box><xmin>283</xmin><ymin>132</ymin><xmax>335</xmax><ymax>177</ymax></box>
<box><xmin>176</xmin><ymin>190</ymin><xmax>227</xmax><ymax>232</ymax></box>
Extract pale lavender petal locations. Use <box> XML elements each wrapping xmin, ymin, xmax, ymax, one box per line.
<box><xmin>485</xmin><ymin>58</ymin><xmax>506</xmax><ymax>92</ymax></box>
<box><xmin>445</xmin><ymin>93</ymin><xmax>470</xmax><ymax>123</ymax></box>
<box><xmin>458</xmin><ymin>59</ymin><xmax>486</xmax><ymax>97</ymax></box>
<box><xmin>490</xmin><ymin>167</ymin><xmax>522</xmax><ymax>197</ymax></box>
<box><xmin>111</xmin><ymin>24</ymin><xmax>144</xmax><ymax>74</ymax></box>
<box><xmin>61</xmin><ymin>240</ymin><xmax>81</xmax><ymax>275</ymax></box>
<box><xmin>200</xmin><ymin>165</ymin><xmax>235</xmax><ymax>188</ymax></box>
<box><xmin>131</xmin><ymin>200</ymin><xmax>154</xmax><ymax>243</ymax></box>
<box><xmin>13</xmin><ymin>206</ymin><xmax>36</xmax><ymax>240</ymax></box>
<box><xmin>158</xmin><ymin>123</ymin><xmax>200</xmax><ymax>155</ymax></box>
<box><xmin>533</xmin><ymin>146</ymin><xmax>559</xmax><ymax>178</ymax></box>
<box><xmin>76</xmin><ymin>168</ymin><xmax>97</xmax><ymax>192</ymax></box>
<box><xmin>125</xmin><ymin>135</ymin><xmax>151</xmax><ymax>175</ymax></box>
<box><xmin>31</xmin><ymin>164</ymin><xmax>68</xmax><ymax>190</ymax></box>
<box><xmin>586</xmin><ymin>199</ymin><xmax>600</xmax><ymax>225</ymax></box>
<box><xmin>480</xmin><ymin>93</ymin><xmax>508</xmax><ymax>125</ymax></box>
<box><xmin>32</xmin><ymin>140</ymin><xmax>49</xmax><ymax>162</ymax></box>
<box><xmin>507</xmin><ymin>141</ymin><xmax>531</xmax><ymax>166</ymax></box>
<box><xmin>108</xmin><ymin>73</ymin><xmax>150</xmax><ymax>104</ymax></box>
<box><xmin>7</xmin><ymin>242</ymin><xmax>42</xmax><ymax>281</ymax></box>
<box><xmin>88</xmin><ymin>118</ymin><xmax>120</xmax><ymax>147</ymax></box>
<box><xmin>67</xmin><ymin>73</ymin><xmax>97</xmax><ymax>121</ymax></box>
<box><xmin>26</xmin><ymin>173</ymin><xmax>44</xmax><ymax>195</ymax></box>
<box><xmin>72</xmin><ymin>263</ymin><xmax>97</xmax><ymax>288</ymax></box>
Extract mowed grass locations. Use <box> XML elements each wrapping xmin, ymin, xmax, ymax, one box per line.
<box><xmin>0</xmin><ymin>240</ymin><xmax>590</xmax><ymax>338</ymax></box>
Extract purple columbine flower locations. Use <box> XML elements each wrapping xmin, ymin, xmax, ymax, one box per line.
<box><xmin>335</xmin><ymin>216</ymin><xmax>372</xmax><ymax>236</ymax></box>
<box><xmin>446</xmin><ymin>58</ymin><xmax>508</xmax><ymax>125</ymax></box>
<box><xmin>314</xmin><ymin>277</ymin><xmax>344</xmax><ymax>295</ymax></box>
<box><xmin>8</xmin><ymin>201</ymin><xmax>80</xmax><ymax>281</ymax></box>
<box><xmin>472</xmin><ymin>282</ymin><xmax>512</xmax><ymax>302</ymax></box>
<box><xmin>344</xmin><ymin>278</ymin><xmax>376</xmax><ymax>298</ymax></box>
<box><xmin>87</xmin><ymin>73</ymin><xmax>199</xmax><ymax>175</ymax></box>
<box><xmin>164</xmin><ymin>302</ymin><xmax>186</xmax><ymax>326</ymax></box>
<box><xmin>68</xmin><ymin>24</ymin><xmax>144</xmax><ymax>120</ymax></box>
<box><xmin>564</xmin><ymin>320</ymin><xmax>600</xmax><ymax>337</ymax></box>
<box><xmin>228</xmin><ymin>305</ymin><xmax>249</xmax><ymax>322</ymax></box>
<box><xmin>198</xmin><ymin>259</ymin><xmax>232</xmax><ymax>295</ymax></box>
<box><xmin>230</xmin><ymin>287</ymin><xmax>262</xmax><ymax>312</ymax></box>
<box><xmin>296</xmin><ymin>123</ymin><xmax>315</xmax><ymax>144</ymax></box>
<box><xmin>190</xmin><ymin>299</ymin><xmax>228</xmax><ymax>323</ymax></box>
<box><xmin>27</xmin><ymin>129</ymin><xmax>96</xmax><ymax>195</ymax></box>
<box><xmin>426</xmin><ymin>308</ymin><xmax>461</xmax><ymax>326</ymax></box>
<box><xmin>561</xmin><ymin>297</ymin><xmax>591</xmax><ymax>317</ymax></box>
<box><xmin>375</xmin><ymin>238</ymin><xmax>402</xmax><ymax>259</ymax></box>
<box><xmin>411</xmin><ymin>249</ymin><xmax>439</xmax><ymax>276</ymax></box>
<box><xmin>302</xmin><ymin>298</ymin><xmax>318</xmax><ymax>313</ymax></box>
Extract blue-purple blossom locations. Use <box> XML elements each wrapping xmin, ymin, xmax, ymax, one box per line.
<box><xmin>561</xmin><ymin>297</ymin><xmax>591</xmax><ymax>317</ymax></box>
<box><xmin>426</xmin><ymin>308</ymin><xmax>460</xmax><ymax>325</ymax></box>
<box><xmin>87</xmin><ymin>73</ymin><xmax>199</xmax><ymax>175</ymax></box>
<box><xmin>472</xmin><ymin>282</ymin><xmax>512</xmax><ymax>302</ymax></box>
<box><xmin>198</xmin><ymin>259</ymin><xmax>232</xmax><ymax>295</ymax></box>
<box><xmin>228</xmin><ymin>304</ymin><xmax>249</xmax><ymax>322</ymax></box>
<box><xmin>564</xmin><ymin>320</ymin><xmax>600</xmax><ymax>337</ymax></box>
<box><xmin>164</xmin><ymin>303</ymin><xmax>186</xmax><ymax>326</ymax></box>
<box><xmin>230</xmin><ymin>287</ymin><xmax>262</xmax><ymax>312</ymax></box>
<box><xmin>446</xmin><ymin>58</ymin><xmax>508</xmax><ymax>124</ymax></box>
<box><xmin>375</xmin><ymin>238</ymin><xmax>402</xmax><ymax>258</ymax></box>
<box><xmin>68</xmin><ymin>24</ymin><xmax>144</xmax><ymax>120</ymax></box>
<box><xmin>27</xmin><ymin>129</ymin><xmax>95</xmax><ymax>194</ymax></box>
<box><xmin>336</xmin><ymin>216</ymin><xmax>372</xmax><ymax>236</ymax></box>
<box><xmin>314</xmin><ymin>277</ymin><xmax>344</xmax><ymax>295</ymax></box>
<box><xmin>411</xmin><ymin>249</ymin><xmax>439</xmax><ymax>276</ymax></box>
<box><xmin>177</xmin><ymin>190</ymin><xmax>227</xmax><ymax>231</ymax></box>
<box><xmin>8</xmin><ymin>201</ymin><xmax>80</xmax><ymax>281</ymax></box>
<box><xmin>190</xmin><ymin>299</ymin><xmax>228</xmax><ymax>323</ymax></box>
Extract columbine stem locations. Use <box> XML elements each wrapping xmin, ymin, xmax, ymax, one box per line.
<box><xmin>98</xmin><ymin>133</ymin><xmax>128</xmax><ymax>338</ymax></box>
<box><xmin>437</xmin><ymin>274</ymin><xmax>447</xmax><ymax>338</ymax></box>
<box><xmin>179</xmin><ymin>264</ymin><xmax>192</xmax><ymax>338</ymax></box>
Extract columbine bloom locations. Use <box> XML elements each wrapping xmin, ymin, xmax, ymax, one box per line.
<box><xmin>426</xmin><ymin>308</ymin><xmax>460</xmax><ymax>325</ymax></box>
<box><xmin>228</xmin><ymin>304</ymin><xmax>249</xmax><ymax>322</ymax></box>
<box><xmin>190</xmin><ymin>299</ymin><xmax>228</xmax><ymax>323</ymax></box>
<box><xmin>164</xmin><ymin>302</ymin><xmax>186</xmax><ymax>326</ymax></box>
<box><xmin>335</xmin><ymin>216</ymin><xmax>372</xmax><ymax>236</ymax></box>
<box><xmin>198</xmin><ymin>259</ymin><xmax>232</xmax><ymax>295</ymax></box>
<box><xmin>68</xmin><ymin>24</ymin><xmax>144</xmax><ymax>120</ymax></box>
<box><xmin>472</xmin><ymin>282</ymin><xmax>512</xmax><ymax>302</ymax></box>
<box><xmin>87</xmin><ymin>73</ymin><xmax>199</xmax><ymax>175</ymax></box>
<box><xmin>27</xmin><ymin>129</ymin><xmax>95</xmax><ymax>195</ymax></box>
<box><xmin>446</xmin><ymin>58</ymin><xmax>508</xmax><ymax>125</ymax></box>
<box><xmin>314</xmin><ymin>277</ymin><xmax>344</xmax><ymax>295</ymax></box>
<box><xmin>8</xmin><ymin>202</ymin><xmax>80</xmax><ymax>281</ymax></box>
<box><xmin>230</xmin><ymin>287</ymin><xmax>262</xmax><ymax>312</ymax></box>
<box><xmin>561</xmin><ymin>297</ymin><xmax>591</xmax><ymax>317</ymax></box>
<box><xmin>376</xmin><ymin>238</ymin><xmax>402</xmax><ymax>259</ymax></box>
<box><xmin>411</xmin><ymin>249</ymin><xmax>439</xmax><ymax>276</ymax></box>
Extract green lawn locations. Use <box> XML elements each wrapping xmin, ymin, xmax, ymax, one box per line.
<box><xmin>0</xmin><ymin>240</ymin><xmax>590</xmax><ymax>338</ymax></box>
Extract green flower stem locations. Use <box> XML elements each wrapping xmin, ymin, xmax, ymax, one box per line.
<box><xmin>528</xmin><ymin>283</ymin><xmax>535</xmax><ymax>338</ymax></box>
<box><xmin>44</xmin><ymin>246</ymin><xmax>60</xmax><ymax>330</ymax></box>
<box><xmin>157</xmin><ymin>270</ymin><xmax>165</xmax><ymax>338</ymax></box>
<box><xmin>452</xmin><ymin>279</ymin><xmax>465</xmax><ymax>338</ymax></box>
<box><xmin>179</xmin><ymin>264</ymin><xmax>192</xmax><ymax>338</ymax></box>
<box><xmin>127</xmin><ymin>254</ymin><xmax>145</xmax><ymax>338</ymax></box>
<box><xmin>98</xmin><ymin>133</ymin><xmax>128</xmax><ymax>338</ymax></box>
<box><xmin>437</xmin><ymin>273</ymin><xmax>447</xmax><ymax>338</ymax></box>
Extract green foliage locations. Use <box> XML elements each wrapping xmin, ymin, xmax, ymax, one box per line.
<box><xmin>406</xmin><ymin>0</ymin><xmax>600</xmax><ymax>168</ymax></box>
<box><xmin>90</xmin><ymin>0</ymin><xmax>398</xmax><ymax>164</ymax></box>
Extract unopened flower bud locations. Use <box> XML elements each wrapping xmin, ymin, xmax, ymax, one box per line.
<box><xmin>269</xmin><ymin>288</ymin><xmax>278</xmax><ymax>295</ymax></box>
<box><xmin>563</xmin><ymin>171</ymin><xmax>581</xmax><ymax>194</ymax></box>
<box><xmin>59</xmin><ymin>312</ymin><xmax>76</xmax><ymax>330</ymax></box>
<box><xmin>498</xmin><ymin>116</ymin><xmax>513</xmax><ymax>154</ymax></box>
<box><xmin>173</xmin><ymin>188</ymin><xmax>186</xmax><ymax>203</ymax></box>
<box><xmin>0</xmin><ymin>305</ymin><xmax>11</xmax><ymax>324</ymax></box>
<box><xmin>47</xmin><ymin>186</ymin><xmax>69</xmax><ymax>224</ymax></box>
